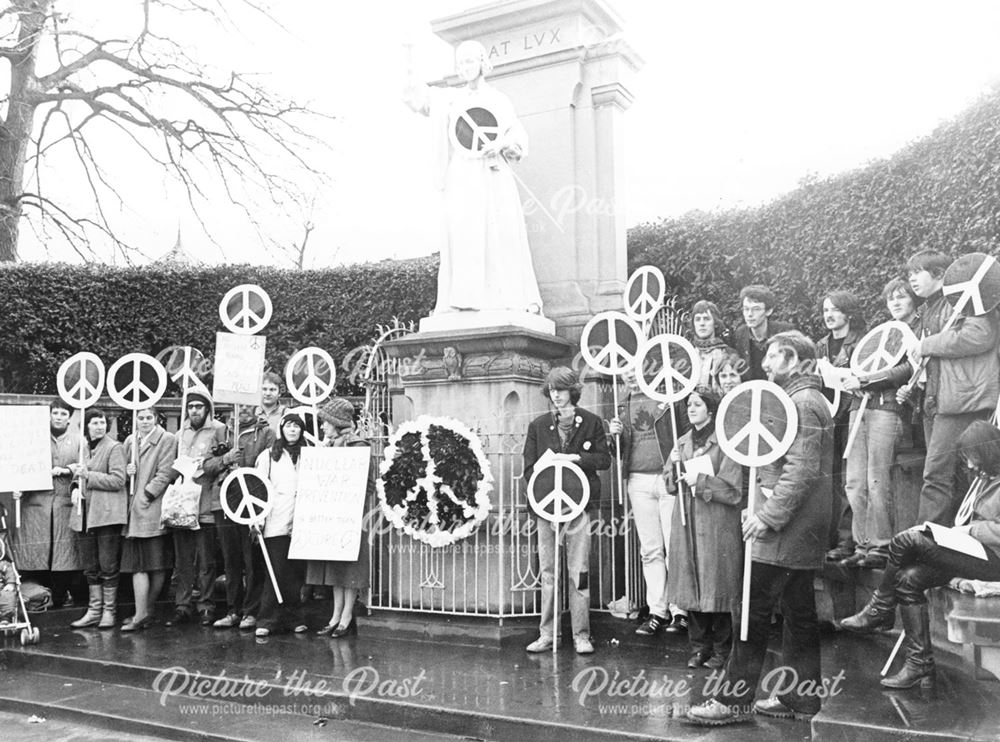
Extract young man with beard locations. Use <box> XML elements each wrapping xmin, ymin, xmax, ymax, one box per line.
<box><xmin>687</xmin><ymin>331</ymin><xmax>833</xmax><ymax>725</ymax></box>
<box><xmin>165</xmin><ymin>389</ymin><xmax>229</xmax><ymax>627</ymax></box>
<box><xmin>733</xmin><ymin>286</ymin><xmax>795</xmax><ymax>382</ymax></box>
<box><xmin>899</xmin><ymin>250</ymin><xmax>1000</xmax><ymax>524</ymax></box>
<box><xmin>523</xmin><ymin>367</ymin><xmax>610</xmax><ymax>655</ymax></box>
<box><xmin>815</xmin><ymin>291</ymin><xmax>866</xmax><ymax>562</ymax></box>
<box><xmin>11</xmin><ymin>399</ymin><xmax>83</xmax><ymax>608</ymax></box>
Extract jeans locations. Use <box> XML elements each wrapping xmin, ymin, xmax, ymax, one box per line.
<box><xmin>879</xmin><ymin>528</ymin><xmax>1000</xmax><ymax>604</ymax></box>
<box><xmin>717</xmin><ymin>563</ymin><xmax>821</xmax><ymax>714</ymax></box>
<box><xmin>172</xmin><ymin>525</ymin><xmax>217</xmax><ymax>615</ymax></box>
<box><xmin>845</xmin><ymin>408</ymin><xmax>903</xmax><ymax>554</ymax></box>
<box><xmin>920</xmin><ymin>410</ymin><xmax>990</xmax><ymax>524</ymax></box>
<box><xmin>628</xmin><ymin>472</ymin><xmax>683</xmax><ymax>618</ymax></box>
<box><xmin>537</xmin><ymin>512</ymin><xmax>591</xmax><ymax>641</ymax></box>
<box><xmin>77</xmin><ymin>525</ymin><xmax>122</xmax><ymax>587</ymax></box>
<box><xmin>829</xmin><ymin>413</ymin><xmax>853</xmax><ymax>549</ymax></box>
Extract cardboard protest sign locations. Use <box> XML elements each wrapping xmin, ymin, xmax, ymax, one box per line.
<box><xmin>0</xmin><ymin>406</ymin><xmax>53</xmax><ymax>491</ymax></box>
<box><xmin>212</xmin><ymin>332</ymin><xmax>266</xmax><ymax>405</ymax></box>
<box><xmin>288</xmin><ymin>447</ymin><xmax>371</xmax><ymax>561</ymax></box>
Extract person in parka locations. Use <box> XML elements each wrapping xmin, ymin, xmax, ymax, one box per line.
<box><xmin>11</xmin><ymin>399</ymin><xmax>82</xmax><ymax>607</ymax></box>
<box><xmin>688</xmin><ymin>330</ymin><xmax>833</xmax><ymax>726</ymax></box>
<box><xmin>164</xmin><ymin>389</ymin><xmax>229</xmax><ymax>627</ymax></box>
<box><xmin>213</xmin><ymin>405</ymin><xmax>275</xmax><ymax>630</ymax></box>
<box><xmin>69</xmin><ymin>408</ymin><xmax>127</xmax><ymax>629</ymax></box>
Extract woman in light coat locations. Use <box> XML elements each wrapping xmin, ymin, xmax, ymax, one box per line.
<box><xmin>253</xmin><ymin>412</ymin><xmax>310</xmax><ymax>636</ymax></box>
<box><xmin>120</xmin><ymin>407</ymin><xmax>176</xmax><ymax>631</ymax></box>
<box><xmin>70</xmin><ymin>409</ymin><xmax>127</xmax><ymax>629</ymax></box>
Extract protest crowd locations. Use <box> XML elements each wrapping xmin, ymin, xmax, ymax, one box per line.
<box><xmin>3</xmin><ymin>248</ymin><xmax>1000</xmax><ymax>729</ymax></box>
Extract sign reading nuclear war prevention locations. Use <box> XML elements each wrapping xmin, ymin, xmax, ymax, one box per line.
<box><xmin>288</xmin><ymin>447</ymin><xmax>372</xmax><ymax>562</ymax></box>
<box><xmin>0</xmin><ymin>406</ymin><xmax>53</xmax><ymax>491</ymax></box>
<box><xmin>212</xmin><ymin>332</ymin><xmax>267</xmax><ymax>405</ymax></box>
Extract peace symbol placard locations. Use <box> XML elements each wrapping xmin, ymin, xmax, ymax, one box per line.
<box><xmin>106</xmin><ymin>353</ymin><xmax>168</xmax><ymax>410</ymax></box>
<box><xmin>285</xmin><ymin>347</ymin><xmax>336</xmax><ymax>406</ymax></box>
<box><xmin>634</xmin><ymin>333</ymin><xmax>701</xmax><ymax>404</ymax></box>
<box><xmin>219</xmin><ymin>284</ymin><xmax>273</xmax><ymax>335</ymax></box>
<box><xmin>623</xmin><ymin>266</ymin><xmax>666</xmax><ymax>323</ymax></box>
<box><xmin>57</xmin><ymin>352</ymin><xmax>106</xmax><ymax>410</ymax></box>
<box><xmin>156</xmin><ymin>345</ymin><xmax>209</xmax><ymax>390</ymax></box>
<box><xmin>527</xmin><ymin>459</ymin><xmax>590</xmax><ymax>524</ymax></box>
<box><xmin>716</xmin><ymin>380</ymin><xmax>797</xmax><ymax>467</ymax></box>
<box><xmin>942</xmin><ymin>252</ymin><xmax>1000</xmax><ymax>317</ymax></box>
<box><xmin>450</xmin><ymin>102</ymin><xmax>500</xmax><ymax>154</ymax></box>
<box><xmin>580</xmin><ymin>311</ymin><xmax>643</xmax><ymax>376</ymax></box>
<box><xmin>850</xmin><ymin>320</ymin><xmax>917</xmax><ymax>376</ymax></box>
<box><xmin>213</xmin><ymin>332</ymin><xmax>267</xmax><ymax>405</ymax></box>
<box><xmin>220</xmin><ymin>467</ymin><xmax>274</xmax><ymax>526</ymax></box>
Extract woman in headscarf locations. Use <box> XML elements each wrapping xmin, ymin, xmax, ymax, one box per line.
<box><xmin>301</xmin><ymin>398</ymin><xmax>374</xmax><ymax>638</ymax></box>
<box><xmin>253</xmin><ymin>412</ymin><xmax>311</xmax><ymax>637</ymax></box>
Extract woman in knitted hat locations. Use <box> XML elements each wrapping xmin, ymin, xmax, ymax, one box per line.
<box><xmin>253</xmin><ymin>411</ymin><xmax>311</xmax><ymax>636</ymax></box>
<box><xmin>665</xmin><ymin>386</ymin><xmax>744</xmax><ymax>670</ymax></box>
<box><xmin>301</xmin><ymin>398</ymin><xmax>373</xmax><ymax>638</ymax></box>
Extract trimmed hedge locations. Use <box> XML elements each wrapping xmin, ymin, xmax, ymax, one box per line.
<box><xmin>0</xmin><ymin>257</ymin><xmax>438</xmax><ymax>395</ymax></box>
<box><xmin>628</xmin><ymin>85</ymin><xmax>1000</xmax><ymax>337</ymax></box>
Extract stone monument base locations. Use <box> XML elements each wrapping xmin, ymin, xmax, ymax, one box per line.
<box><xmin>419</xmin><ymin>310</ymin><xmax>555</xmax><ymax>336</ymax></box>
<box><xmin>384</xmin><ymin>324</ymin><xmax>572</xmax><ymax>430</ymax></box>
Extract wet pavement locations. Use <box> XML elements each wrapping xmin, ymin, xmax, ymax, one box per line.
<box><xmin>0</xmin><ymin>605</ymin><xmax>998</xmax><ymax>741</ymax></box>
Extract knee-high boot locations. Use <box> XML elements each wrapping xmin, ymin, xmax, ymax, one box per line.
<box><xmin>98</xmin><ymin>584</ymin><xmax>117</xmax><ymax>629</ymax></box>
<box><xmin>70</xmin><ymin>584</ymin><xmax>103</xmax><ymax>628</ymax></box>
<box><xmin>881</xmin><ymin>603</ymin><xmax>935</xmax><ymax>689</ymax></box>
<box><xmin>839</xmin><ymin>589</ymin><xmax>897</xmax><ymax>633</ymax></box>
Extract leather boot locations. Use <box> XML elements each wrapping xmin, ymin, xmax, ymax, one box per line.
<box><xmin>71</xmin><ymin>584</ymin><xmax>103</xmax><ymax>628</ymax></box>
<box><xmin>98</xmin><ymin>584</ymin><xmax>117</xmax><ymax>629</ymax></box>
<box><xmin>881</xmin><ymin>603</ymin><xmax>935</xmax><ymax>690</ymax></box>
<box><xmin>839</xmin><ymin>589</ymin><xmax>896</xmax><ymax>633</ymax></box>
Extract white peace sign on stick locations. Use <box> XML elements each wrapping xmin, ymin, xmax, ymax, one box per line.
<box><xmin>219</xmin><ymin>284</ymin><xmax>273</xmax><ymax>335</ymax></box>
<box><xmin>106</xmin><ymin>354</ymin><xmax>168</xmax><ymax>410</ymax></box>
<box><xmin>942</xmin><ymin>252</ymin><xmax>1000</xmax><ymax>316</ymax></box>
<box><xmin>285</xmin><ymin>347</ymin><xmax>337</xmax><ymax>406</ymax></box>
<box><xmin>634</xmin><ymin>334</ymin><xmax>701</xmax><ymax>404</ymax></box>
<box><xmin>220</xmin><ymin>467</ymin><xmax>283</xmax><ymax>603</ymax></box>
<box><xmin>57</xmin><ymin>352</ymin><xmax>106</xmax><ymax>410</ymax></box>
<box><xmin>580</xmin><ymin>311</ymin><xmax>643</xmax><ymax>375</ymax></box>
<box><xmin>527</xmin><ymin>459</ymin><xmax>590</xmax><ymax>524</ymax></box>
<box><xmin>850</xmin><ymin>321</ymin><xmax>917</xmax><ymax>376</ymax></box>
<box><xmin>220</xmin><ymin>467</ymin><xmax>274</xmax><ymax>525</ymax></box>
<box><xmin>623</xmin><ymin>266</ymin><xmax>666</xmax><ymax>323</ymax></box>
<box><xmin>716</xmin><ymin>380</ymin><xmax>798</xmax><ymax>468</ymax></box>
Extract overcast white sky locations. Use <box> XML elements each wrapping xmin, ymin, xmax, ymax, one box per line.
<box><xmin>17</xmin><ymin>0</ymin><xmax>1000</xmax><ymax>267</ymax></box>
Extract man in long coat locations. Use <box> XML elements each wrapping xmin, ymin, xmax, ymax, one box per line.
<box><xmin>13</xmin><ymin>399</ymin><xmax>82</xmax><ymax>606</ymax></box>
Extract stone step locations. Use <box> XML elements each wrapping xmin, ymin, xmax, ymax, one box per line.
<box><xmin>0</xmin><ymin>667</ymin><xmax>461</xmax><ymax>742</ymax></box>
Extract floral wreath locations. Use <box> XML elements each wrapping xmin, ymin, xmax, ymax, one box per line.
<box><xmin>377</xmin><ymin>415</ymin><xmax>493</xmax><ymax>547</ymax></box>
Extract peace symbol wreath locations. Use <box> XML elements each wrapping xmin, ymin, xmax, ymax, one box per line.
<box><xmin>377</xmin><ymin>416</ymin><xmax>493</xmax><ymax>547</ymax></box>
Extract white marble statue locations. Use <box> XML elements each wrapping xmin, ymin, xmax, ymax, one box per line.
<box><xmin>404</xmin><ymin>40</ymin><xmax>544</xmax><ymax>316</ymax></box>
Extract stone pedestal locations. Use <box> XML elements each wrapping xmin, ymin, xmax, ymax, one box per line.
<box><xmin>430</xmin><ymin>0</ymin><xmax>643</xmax><ymax>344</ymax></box>
<box><xmin>384</xmin><ymin>325</ymin><xmax>573</xmax><ymax>426</ymax></box>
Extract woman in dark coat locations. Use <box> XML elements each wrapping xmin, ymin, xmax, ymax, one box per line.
<box><xmin>303</xmin><ymin>398</ymin><xmax>374</xmax><ymax>638</ymax></box>
<box><xmin>666</xmin><ymin>386</ymin><xmax>744</xmax><ymax>669</ymax></box>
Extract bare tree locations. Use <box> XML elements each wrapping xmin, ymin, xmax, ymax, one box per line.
<box><xmin>0</xmin><ymin>0</ymin><xmax>328</xmax><ymax>262</ymax></box>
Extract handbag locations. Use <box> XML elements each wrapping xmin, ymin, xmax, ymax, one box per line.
<box><xmin>159</xmin><ymin>477</ymin><xmax>202</xmax><ymax>530</ymax></box>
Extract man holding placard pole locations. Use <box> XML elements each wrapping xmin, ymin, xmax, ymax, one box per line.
<box><xmin>523</xmin><ymin>367</ymin><xmax>610</xmax><ymax>655</ymax></box>
<box><xmin>899</xmin><ymin>250</ymin><xmax>1000</xmax><ymax>525</ymax></box>
<box><xmin>688</xmin><ymin>331</ymin><xmax>832</xmax><ymax>725</ymax></box>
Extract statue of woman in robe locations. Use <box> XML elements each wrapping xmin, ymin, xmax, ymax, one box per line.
<box><xmin>404</xmin><ymin>40</ymin><xmax>544</xmax><ymax>316</ymax></box>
